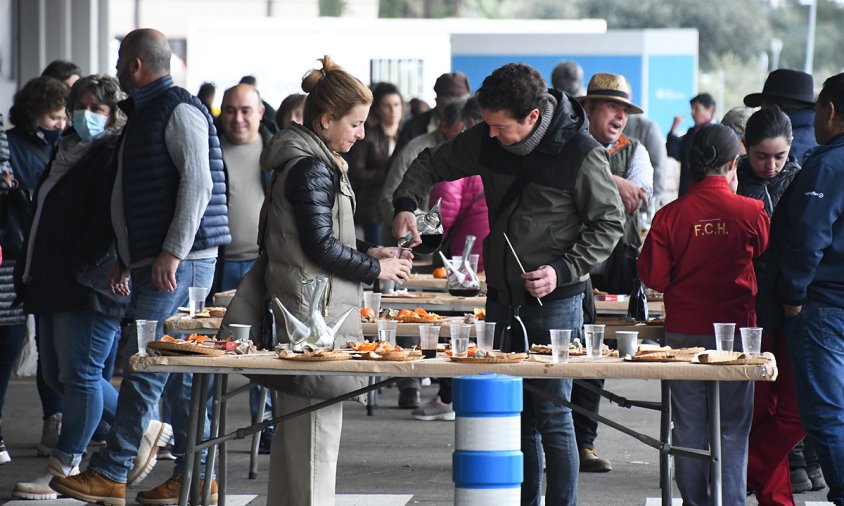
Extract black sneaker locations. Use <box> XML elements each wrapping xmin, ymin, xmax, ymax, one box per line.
<box><xmin>791</xmin><ymin>467</ymin><xmax>812</xmax><ymax>493</ymax></box>
<box><xmin>258</xmin><ymin>427</ymin><xmax>275</xmax><ymax>454</ymax></box>
<box><xmin>0</xmin><ymin>439</ymin><xmax>10</xmax><ymax>465</ymax></box>
<box><xmin>398</xmin><ymin>389</ymin><xmax>421</xmax><ymax>409</ymax></box>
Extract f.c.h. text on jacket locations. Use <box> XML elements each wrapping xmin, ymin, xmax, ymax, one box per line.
<box><xmin>118</xmin><ymin>78</ymin><xmax>229</xmax><ymax>261</ymax></box>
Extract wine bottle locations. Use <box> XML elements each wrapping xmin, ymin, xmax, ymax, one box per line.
<box><xmin>627</xmin><ymin>278</ymin><xmax>649</xmax><ymax>322</ymax></box>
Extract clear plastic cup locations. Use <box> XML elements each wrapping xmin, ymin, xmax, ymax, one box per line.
<box><xmin>583</xmin><ymin>324</ymin><xmax>606</xmax><ymax>359</ymax></box>
<box><xmin>136</xmin><ymin>319</ymin><xmax>159</xmax><ymax>357</ymax></box>
<box><xmin>378</xmin><ymin>319</ymin><xmax>397</xmax><ymax>346</ymax></box>
<box><xmin>474</xmin><ymin>321</ymin><xmax>496</xmax><ymax>351</ymax></box>
<box><xmin>549</xmin><ymin>329</ymin><xmax>572</xmax><ymax>364</ymax></box>
<box><xmin>468</xmin><ymin>254</ymin><xmax>480</xmax><ymax>273</ymax></box>
<box><xmin>188</xmin><ymin>287</ymin><xmax>208</xmax><ymax>317</ymax></box>
<box><xmin>450</xmin><ymin>324</ymin><xmax>471</xmax><ymax>358</ymax></box>
<box><xmin>740</xmin><ymin>327</ymin><xmax>763</xmax><ymax>357</ymax></box>
<box><xmin>363</xmin><ymin>292</ymin><xmax>382</xmax><ymax>316</ymax></box>
<box><xmin>714</xmin><ymin>323</ymin><xmax>736</xmax><ymax>351</ymax></box>
<box><xmin>615</xmin><ymin>331</ymin><xmax>639</xmax><ymax>357</ymax></box>
<box><xmin>419</xmin><ymin>325</ymin><xmax>441</xmax><ymax>359</ymax></box>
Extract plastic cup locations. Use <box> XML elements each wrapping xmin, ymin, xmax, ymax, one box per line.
<box><xmin>381</xmin><ymin>279</ymin><xmax>396</xmax><ymax>294</ymax></box>
<box><xmin>468</xmin><ymin>254</ymin><xmax>480</xmax><ymax>273</ymax></box>
<box><xmin>419</xmin><ymin>325</ymin><xmax>440</xmax><ymax>359</ymax></box>
<box><xmin>549</xmin><ymin>329</ymin><xmax>572</xmax><ymax>364</ymax></box>
<box><xmin>450</xmin><ymin>324</ymin><xmax>471</xmax><ymax>358</ymax></box>
<box><xmin>136</xmin><ymin>319</ymin><xmax>158</xmax><ymax>357</ymax></box>
<box><xmin>740</xmin><ymin>327</ymin><xmax>763</xmax><ymax>357</ymax></box>
<box><xmin>451</xmin><ymin>336</ymin><xmax>470</xmax><ymax>358</ymax></box>
<box><xmin>378</xmin><ymin>319</ymin><xmax>397</xmax><ymax>346</ymax></box>
<box><xmin>230</xmin><ymin>324</ymin><xmax>251</xmax><ymax>343</ymax></box>
<box><xmin>474</xmin><ymin>321</ymin><xmax>496</xmax><ymax>351</ymax></box>
<box><xmin>714</xmin><ymin>323</ymin><xmax>736</xmax><ymax>351</ymax></box>
<box><xmin>583</xmin><ymin>324</ymin><xmax>605</xmax><ymax>359</ymax></box>
<box><xmin>188</xmin><ymin>287</ymin><xmax>208</xmax><ymax>317</ymax></box>
<box><xmin>615</xmin><ymin>331</ymin><xmax>639</xmax><ymax>357</ymax></box>
<box><xmin>363</xmin><ymin>292</ymin><xmax>382</xmax><ymax>316</ymax></box>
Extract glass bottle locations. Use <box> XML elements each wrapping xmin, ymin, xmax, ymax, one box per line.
<box><xmin>627</xmin><ymin>278</ymin><xmax>649</xmax><ymax>322</ymax></box>
<box><xmin>400</xmin><ymin>198</ymin><xmax>443</xmax><ymax>254</ymax></box>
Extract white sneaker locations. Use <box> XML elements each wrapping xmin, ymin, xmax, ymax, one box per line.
<box><xmin>128</xmin><ymin>420</ymin><xmax>173</xmax><ymax>486</ymax></box>
<box><xmin>37</xmin><ymin>413</ymin><xmax>62</xmax><ymax>457</ymax></box>
<box><xmin>421</xmin><ymin>377</ymin><xmax>432</xmax><ymax>387</ymax></box>
<box><xmin>12</xmin><ymin>456</ymin><xmax>79</xmax><ymax>500</ymax></box>
<box><xmin>0</xmin><ymin>439</ymin><xmax>10</xmax><ymax>465</ymax></box>
<box><xmin>412</xmin><ymin>397</ymin><xmax>455</xmax><ymax>421</ymax></box>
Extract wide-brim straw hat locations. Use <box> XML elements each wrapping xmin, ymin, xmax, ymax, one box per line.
<box><xmin>578</xmin><ymin>72</ymin><xmax>643</xmax><ymax>114</ymax></box>
<box><xmin>744</xmin><ymin>69</ymin><xmax>815</xmax><ymax>107</ymax></box>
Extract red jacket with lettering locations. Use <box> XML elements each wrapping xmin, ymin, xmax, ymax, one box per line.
<box><xmin>638</xmin><ymin>176</ymin><xmax>770</xmax><ymax>334</ymax></box>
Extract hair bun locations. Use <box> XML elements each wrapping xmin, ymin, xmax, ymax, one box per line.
<box><xmin>699</xmin><ymin>144</ymin><xmax>719</xmax><ymax>167</ymax></box>
<box><xmin>301</xmin><ymin>55</ymin><xmax>340</xmax><ymax>93</ymax></box>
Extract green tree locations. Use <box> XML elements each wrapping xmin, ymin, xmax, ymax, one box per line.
<box><xmin>320</xmin><ymin>0</ymin><xmax>343</xmax><ymax>16</ymax></box>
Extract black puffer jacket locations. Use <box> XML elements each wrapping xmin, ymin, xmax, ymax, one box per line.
<box><xmin>736</xmin><ymin>155</ymin><xmax>800</xmax><ymax>217</ymax></box>
<box><xmin>285</xmin><ymin>156</ymin><xmax>380</xmax><ymax>283</ymax></box>
<box><xmin>737</xmin><ymin>154</ymin><xmax>800</xmax><ymax>331</ymax></box>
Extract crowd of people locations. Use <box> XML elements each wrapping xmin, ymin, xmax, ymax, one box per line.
<box><xmin>0</xmin><ymin>25</ymin><xmax>843</xmax><ymax>506</ymax></box>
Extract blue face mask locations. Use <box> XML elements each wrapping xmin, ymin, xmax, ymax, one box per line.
<box><xmin>73</xmin><ymin>109</ymin><xmax>108</xmax><ymax>141</ymax></box>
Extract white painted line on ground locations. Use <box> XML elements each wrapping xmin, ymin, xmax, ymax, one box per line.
<box><xmin>2</xmin><ymin>495</ymin><xmax>258</xmax><ymax>506</ymax></box>
<box><xmin>336</xmin><ymin>495</ymin><xmax>414</xmax><ymax>506</ymax></box>
<box><xmin>645</xmin><ymin>498</ymin><xmax>682</xmax><ymax>506</ymax></box>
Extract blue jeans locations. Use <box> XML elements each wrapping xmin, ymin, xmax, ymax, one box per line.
<box><xmin>786</xmin><ymin>300</ymin><xmax>844</xmax><ymax>506</ymax></box>
<box><xmin>219</xmin><ymin>258</ymin><xmax>256</xmax><ymax>292</ymax></box>
<box><xmin>90</xmin><ymin>258</ymin><xmax>216</xmax><ymax>482</ymax></box>
<box><xmin>488</xmin><ymin>295</ymin><xmax>582</xmax><ymax>506</ymax></box>
<box><xmin>666</xmin><ymin>332</ymin><xmax>753</xmax><ymax>506</ymax></box>
<box><xmin>39</xmin><ymin>310</ymin><xmax>121</xmax><ymax>467</ymax></box>
<box><xmin>35</xmin><ymin>317</ymin><xmax>64</xmax><ymax>418</ymax></box>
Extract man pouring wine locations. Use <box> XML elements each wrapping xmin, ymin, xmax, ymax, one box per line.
<box><xmin>391</xmin><ymin>63</ymin><xmax>624</xmax><ymax>506</ymax></box>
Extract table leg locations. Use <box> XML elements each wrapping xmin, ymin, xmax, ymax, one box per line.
<box><xmin>191</xmin><ymin>374</ymin><xmax>211</xmax><ymax>505</ymax></box>
<box><xmin>201</xmin><ymin>373</ymin><xmax>223</xmax><ymax>506</ymax></box>
<box><xmin>249</xmin><ymin>385</ymin><xmax>267</xmax><ymax>479</ymax></box>
<box><xmin>660</xmin><ymin>380</ymin><xmax>672</xmax><ymax>506</ymax></box>
<box><xmin>219</xmin><ymin>375</ymin><xmax>228</xmax><ymax>506</ymax></box>
<box><xmin>708</xmin><ymin>381</ymin><xmax>722</xmax><ymax>506</ymax></box>
<box><xmin>179</xmin><ymin>372</ymin><xmax>205</xmax><ymax>506</ymax></box>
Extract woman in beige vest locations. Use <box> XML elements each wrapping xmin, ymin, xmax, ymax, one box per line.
<box><xmin>225</xmin><ymin>56</ymin><xmax>411</xmax><ymax>506</ymax></box>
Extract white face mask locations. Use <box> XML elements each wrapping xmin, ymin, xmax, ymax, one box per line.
<box><xmin>73</xmin><ymin>109</ymin><xmax>108</xmax><ymax>141</ymax></box>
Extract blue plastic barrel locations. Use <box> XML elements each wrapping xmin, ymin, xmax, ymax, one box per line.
<box><xmin>453</xmin><ymin>374</ymin><xmax>523</xmax><ymax>505</ymax></box>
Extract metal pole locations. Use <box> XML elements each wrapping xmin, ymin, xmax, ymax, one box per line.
<box><xmin>805</xmin><ymin>0</ymin><xmax>817</xmax><ymax>74</ymax></box>
<box><xmin>219</xmin><ymin>375</ymin><xmax>228</xmax><ymax>506</ymax></box>
<box><xmin>708</xmin><ymin>381</ymin><xmax>723</xmax><ymax>506</ymax></box>
<box><xmin>660</xmin><ymin>381</ymin><xmax>673</xmax><ymax>506</ymax></box>
<box><xmin>179</xmin><ymin>373</ymin><xmax>204</xmax><ymax>506</ymax></box>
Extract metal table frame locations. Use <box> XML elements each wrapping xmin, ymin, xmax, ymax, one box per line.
<box><xmin>132</xmin><ymin>355</ymin><xmax>773</xmax><ymax>506</ymax></box>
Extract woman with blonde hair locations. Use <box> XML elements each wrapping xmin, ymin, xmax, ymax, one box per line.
<box><xmin>223</xmin><ymin>56</ymin><xmax>411</xmax><ymax>505</ymax></box>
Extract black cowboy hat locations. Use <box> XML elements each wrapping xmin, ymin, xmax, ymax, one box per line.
<box><xmin>744</xmin><ymin>69</ymin><xmax>815</xmax><ymax>107</ymax></box>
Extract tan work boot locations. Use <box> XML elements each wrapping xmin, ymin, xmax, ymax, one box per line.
<box><xmin>136</xmin><ymin>474</ymin><xmax>218</xmax><ymax>505</ymax></box>
<box><xmin>579</xmin><ymin>447</ymin><xmax>612</xmax><ymax>473</ymax></box>
<box><xmin>13</xmin><ymin>455</ymin><xmax>80</xmax><ymax>499</ymax></box>
<box><xmin>50</xmin><ymin>468</ymin><xmax>126</xmax><ymax>506</ymax></box>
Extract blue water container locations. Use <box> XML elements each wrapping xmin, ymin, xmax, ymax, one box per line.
<box><xmin>453</xmin><ymin>374</ymin><xmax>523</xmax><ymax>505</ymax></box>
